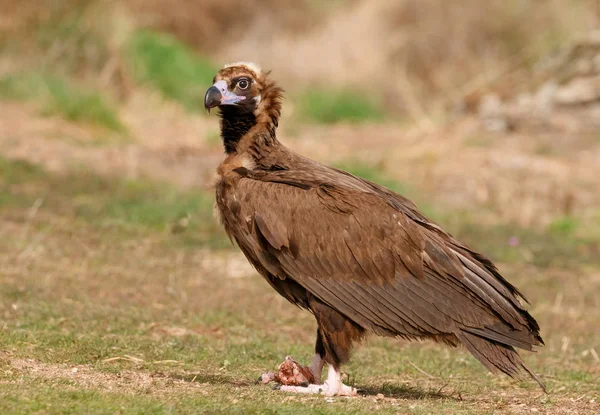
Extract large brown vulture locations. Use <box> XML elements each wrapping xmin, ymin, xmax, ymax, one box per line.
<box><xmin>204</xmin><ymin>62</ymin><xmax>545</xmax><ymax>396</ymax></box>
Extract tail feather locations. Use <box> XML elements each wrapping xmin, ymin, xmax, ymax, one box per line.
<box><xmin>463</xmin><ymin>324</ymin><xmax>543</xmax><ymax>351</ymax></box>
<box><xmin>457</xmin><ymin>330</ymin><xmax>546</xmax><ymax>392</ymax></box>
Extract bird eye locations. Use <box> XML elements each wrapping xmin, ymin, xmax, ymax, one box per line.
<box><xmin>237</xmin><ymin>79</ymin><xmax>250</xmax><ymax>90</ymax></box>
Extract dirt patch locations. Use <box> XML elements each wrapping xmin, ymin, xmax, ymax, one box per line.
<box><xmin>383</xmin><ymin>119</ymin><xmax>600</xmax><ymax>226</ymax></box>
<box><xmin>0</xmin><ymin>99</ymin><xmax>222</xmax><ymax>189</ymax></box>
<box><xmin>3</xmin><ymin>353</ymin><xmax>200</xmax><ymax>396</ymax></box>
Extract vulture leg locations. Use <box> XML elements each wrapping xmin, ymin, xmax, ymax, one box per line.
<box><xmin>261</xmin><ymin>296</ymin><xmax>363</xmax><ymax>395</ymax></box>
<box><xmin>309</xmin><ymin>294</ymin><xmax>365</xmax><ymax>369</ymax></box>
<box><xmin>276</xmin><ymin>295</ymin><xmax>362</xmax><ymax>396</ymax></box>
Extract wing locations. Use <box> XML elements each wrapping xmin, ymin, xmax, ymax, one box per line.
<box><xmin>224</xmin><ymin>168</ymin><xmax>542</xmax><ymax>349</ymax></box>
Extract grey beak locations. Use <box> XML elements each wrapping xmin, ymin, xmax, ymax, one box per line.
<box><xmin>204</xmin><ymin>86</ymin><xmax>222</xmax><ymax>110</ymax></box>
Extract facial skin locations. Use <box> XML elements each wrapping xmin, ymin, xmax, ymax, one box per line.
<box><xmin>204</xmin><ymin>68</ymin><xmax>262</xmax><ymax>114</ymax></box>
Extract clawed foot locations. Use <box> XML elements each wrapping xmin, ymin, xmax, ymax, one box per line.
<box><xmin>278</xmin><ymin>381</ymin><xmax>357</xmax><ymax>396</ymax></box>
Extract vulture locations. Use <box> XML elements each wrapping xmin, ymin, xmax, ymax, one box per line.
<box><xmin>204</xmin><ymin>62</ymin><xmax>545</xmax><ymax>396</ymax></box>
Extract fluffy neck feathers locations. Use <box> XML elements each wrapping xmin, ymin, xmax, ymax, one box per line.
<box><xmin>219</xmin><ymin>76</ymin><xmax>283</xmax><ymax>160</ymax></box>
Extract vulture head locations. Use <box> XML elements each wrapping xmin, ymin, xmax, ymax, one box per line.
<box><xmin>204</xmin><ymin>62</ymin><xmax>282</xmax><ymax>154</ymax></box>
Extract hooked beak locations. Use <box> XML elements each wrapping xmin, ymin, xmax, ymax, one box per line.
<box><xmin>204</xmin><ymin>80</ymin><xmax>245</xmax><ymax>113</ymax></box>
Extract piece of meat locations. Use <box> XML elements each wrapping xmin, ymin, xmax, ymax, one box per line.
<box><xmin>259</xmin><ymin>356</ymin><xmax>315</xmax><ymax>386</ymax></box>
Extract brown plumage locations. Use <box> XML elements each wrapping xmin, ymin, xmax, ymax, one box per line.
<box><xmin>205</xmin><ymin>62</ymin><xmax>545</xmax><ymax>395</ymax></box>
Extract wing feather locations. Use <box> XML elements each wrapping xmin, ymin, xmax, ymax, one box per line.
<box><xmin>227</xmin><ymin>171</ymin><xmax>542</xmax><ymax>350</ymax></box>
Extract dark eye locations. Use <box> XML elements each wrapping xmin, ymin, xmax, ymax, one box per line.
<box><xmin>237</xmin><ymin>79</ymin><xmax>250</xmax><ymax>90</ymax></box>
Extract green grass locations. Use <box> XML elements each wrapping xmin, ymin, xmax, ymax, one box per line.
<box><xmin>1</xmin><ymin>240</ymin><xmax>598</xmax><ymax>412</ymax></box>
<box><xmin>297</xmin><ymin>88</ymin><xmax>385</xmax><ymax>124</ymax></box>
<box><xmin>127</xmin><ymin>30</ymin><xmax>218</xmax><ymax>111</ymax></box>
<box><xmin>0</xmin><ymin>221</ymin><xmax>598</xmax><ymax>413</ymax></box>
<box><xmin>548</xmin><ymin>216</ymin><xmax>579</xmax><ymax>236</ymax></box>
<box><xmin>0</xmin><ymin>72</ymin><xmax>125</xmax><ymax>132</ymax></box>
<box><xmin>0</xmin><ymin>157</ymin><xmax>46</xmax><ymax>184</ymax></box>
<box><xmin>0</xmin><ymin>384</ymin><xmax>171</xmax><ymax>415</ymax></box>
<box><xmin>0</xmin><ymin>157</ymin><xmax>228</xmax><ymax>248</ymax></box>
<box><xmin>32</xmin><ymin>1</ymin><xmax>114</xmax><ymax>74</ymax></box>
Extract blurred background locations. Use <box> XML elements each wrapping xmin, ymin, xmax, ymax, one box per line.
<box><xmin>1</xmin><ymin>1</ymin><xmax>599</xmax><ymax>412</ymax></box>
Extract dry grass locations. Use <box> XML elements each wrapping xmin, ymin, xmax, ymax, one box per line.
<box><xmin>219</xmin><ymin>0</ymin><xmax>600</xmax><ymax>117</ymax></box>
<box><xmin>3</xmin><ymin>0</ymin><xmax>599</xmax><ymax>116</ymax></box>
<box><xmin>126</xmin><ymin>0</ymin><xmax>313</xmax><ymax>52</ymax></box>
